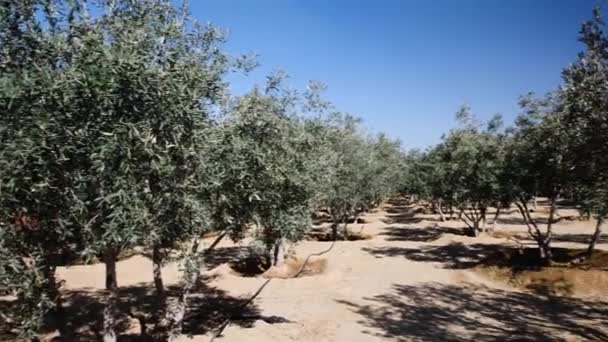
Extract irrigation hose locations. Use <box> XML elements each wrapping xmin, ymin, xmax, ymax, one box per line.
<box><xmin>209</xmin><ymin>232</ymin><xmax>341</xmax><ymax>341</ymax></box>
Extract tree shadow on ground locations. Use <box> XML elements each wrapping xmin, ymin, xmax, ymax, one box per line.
<box><xmin>497</xmin><ymin>214</ymin><xmax>581</xmax><ymax>226</ymax></box>
<box><xmin>5</xmin><ymin>275</ymin><xmax>289</xmax><ymax>341</ymax></box>
<box><xmin>363</xmin><ymin>242</ymin><xmax>506</xmax><ymax>269</ymax></box>
<box><xmin>204</xmin><ymin>246</ymin><xmax>276</xmax><ymax>277</ymax></box>
<box><xmin>382</xmin><ymin>206</ymin><xmax>455</xmax><ymax>224</ymax></box>
<box><xmin>337</xmin><ymin>282</ymin><xmax>608</xmax><ymax>341</ymax></box>
<box><xmin>381</xmin><ymin>213</ymin><xmax>425</xmax><ymax>225</ymax></box>
<box><xmin>306</xmin><ymin>226</ymin><xmax>371</xmax><ymax>242</ymax></box>
<box><xmin>384</xmin><ymin>206</ymin><xmax>412</xmax><ymax>215</ymax></box>
<box><xmin>365</xmin><ymin>241</ymin><xmax>608</xmax><ymax>273</ymax></box>
<box><xmin>552</xmin><ymin>233</ymin><xmax>607</xmax><ymax>245</ymax></box>
<box><xmin>379</xmin><ymin>225</ymin><xmax>468</xmax><ymax>242</ymax></box>
<box><xmin>204</xmin><ymin>246</ymin><xmax>250</xmax><ymax>270</ymax></box>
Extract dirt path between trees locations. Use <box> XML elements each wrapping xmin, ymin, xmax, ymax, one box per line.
<box><xmin>55</xmin><ymin>201</ymin><xmax>608</xmax><ymax>341</ymax></box>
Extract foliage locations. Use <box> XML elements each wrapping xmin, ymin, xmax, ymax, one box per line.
<box><xmin>561</xmin><ymin>8</ymin><xmax>608</xmax><ymax>217</ymax></box>
<box><xmin>0</xmin><ymin>0</ymin><xmax>235</xmax><ymax>338</ymax></box>
<box><xmin>560</xmin><ymin>7</ymin><xmax>608</xmax><ymax>254</ymax></box>
<box><xmin>320</xmin><ymin>113</ymin><xmax>403</xmax><ymax>237</ymax></box>
<box><xmin>502</xmin><ymin>94</ymin><xmax>571</xmax><ymax>259</ymax></box>
<box><xmin>433</xmin><ymin>107</ymin><xmax>505</xmax><ymax>233</ymax></box>
<box><xmin>0</xmin><ymin>0</ymin><xmax>89</xmax><ymax>335</ymax></box>
<box><xmin>0</xmin><ymin>228</ymin><xmax>55</xmax><ymax>339</ymax></box>
<box><xmin>4</xmin><ymin>0</ymin><xmax>608</xmax><ymax>339</ymax></box>
<box><xmin>207</xmin><ymin>76</ymin><xmax>327</xmax><ymax>265</ymax></box>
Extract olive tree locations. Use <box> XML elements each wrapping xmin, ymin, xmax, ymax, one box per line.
<box><xmin>321</xmin><ymin>114</ymin><xmax>369</xmax><ymax>239</ymax></box>
<box><xmin>1</xmin><ymin>0</ymin><xmax>241</xmax><ymax>339</ymax></box>
<box><xmin>503</xmin><ymin>94</ymin><xmax>571</xmax><ymax>261</ymax></box>
<box><xmin>561</xmin><ymin>8</ymin><xmax>608</xmax><ymax>256</ymax></box>
<box><xmin>81</xmin><ymin>2</ymin><xmax>246</xmax><ymax>339</ymax></box>
<box><xmin>320</xmin><ymin>113</ymin><xmax>403</xmax><ymax>239</ymax></box>
<box><xmin>0</xmin><ymin>0</ymin><xmax>89</xmax><ymax>337</ymax></box>
<box><xmin>366</xmin><ymin>133</ymin><xmax>405</xmax><ymax>208</ymax></box>
<box><xmin>399</xmin><ymin>149</ymin><xmax>427</xmax><ymax>200</ymax></box>
<box><xmin>433</xmin><ymin>107</ymin><xmax>505</xmax><ymax>236</ymax></box>
<box><xmin>207</xmin><ymin>75</ymin><xmax>324</xmax><ymax>267</ymax></box>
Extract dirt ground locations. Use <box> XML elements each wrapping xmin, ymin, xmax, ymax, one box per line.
<box><xmin>51</xmin><ymin>199</ymin><xmax>608</xmax><ymax>341</ymax></box>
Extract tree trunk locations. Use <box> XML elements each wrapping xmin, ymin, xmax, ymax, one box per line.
<box><xmin>460</xmin><ymin>208</ymin><xmax>477</xmax><ymax>237</ymax></box>
<box><xmin>492</xmin><ymin>206</ymin><xmax>501</xmax><ymax>226</ymax></box>
<box><xmin>104</xmin><ymin>248</ymin><xmax>117</xmax><ymax>290</ymax></box>
<box><xmin>582</xmin><ymin>208</ymin><xmax>592</xmax><ymax>221</ymax></box>
<box><xmin>471</xmin><ymin>220</ymin><xmax>480</xmax><ymax>237</ymax></box>
<box><xmin>155</xmin><ymin>245</ymin><xmax>205</xmax><ymax>341</ymax></box>
<box><xmin>205</xmin><ymin>232</ymin><xmax>227</xmax><ymax>255</ymax></box>
<box><xmin>480</xmin><ymin>207</ymin><xmax>487</xmax><ymax>232</ymax></box>
<box><xmin>447</xmin><ymin>207</ymin><xmax>455</xmax><ymax>221</ymax></box>
<box><xmin>152</xmin><ymin>244</ymin><xmax>166</xmax><ymax>309</ymax></box>
<box><xmin>538</xmin><ymin>242</ymin><xmax>548</xmax><ymax>260</ymax></box>
<box><xmin>331</xmin><ymin>223</ymin><xmax>338</xmax><ymax>241</ymax></box>
<box><xmin>152</xmin><ymin>235</ymin><xmax>215</xmax><ymax>341</ymax></box>
<box><xmin>431</xmin><ymin>200</ymin><xmax>438</xmax><ymax>215</ymax></box>
<box><xmin>437</xmin><ymin>201</ymin><xmax>446</xmax><ymax>222</ymax></box>
<box><xmin>44</xmin><ymin>263</ymin><xmax>72</xmax><ymax>340</ymax></box>
<box><xmin>342</xmin><ymin>217</ymin><xmax>349</xmax><ymax>240</ymax></box>
<box><xmin>103</xmin><ymin>248</ymin><xmax>118</xmax><ymax>342</ymax></box>
<box><xmin>587</xmin><ymin>216</ymin><xmax>604</xmax><ymax>257</ymax></box>
<box><xmin>273</xmin><ymin>237</ymin><xmax>286</xmax><ymax>267</ymax></box>
<box><xmin>539</xmin><ymin>197</ymin><xmax>557</xmax><ymax>262</ymax></box>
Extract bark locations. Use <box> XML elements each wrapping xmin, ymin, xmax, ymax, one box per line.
<box><xmin>44</xmin><ymin>263</ymin><xmax>72</xmax><ymax>340</ymax></box>
<box><xmin>331</xmin><ymin>223</ymin><xmax>338</xmax><ymax>241</ymax></box>
<box><xmin>460</xmin><ymin>208</ymin><xmax>481</xmax><ymax>237</ymax></box>
<box><xmin>447</xmin><ymin>207</ymin><xmax>455</xmax><ymax>221</ymax></box>
<box><xmin>587</xmin><ymin>216</ymin><xmax>604</xmax><ymax>257</ymax></box>
<box><xmin>273</xmin><ymin>237</ymin><xmax>286</xmax><ymax>267</ymax></box>
<box><xmin>515</xmin><ymin>200</ymin><xmax>538</xmax><ymax>239</ymax></box>
<box><xmin>160</xmin><ymin>231</ymin><xmax>229</xmax><ymax>339</ymax></box>
<box><xmin>437</xmin><ymin>200</ymin><xmax>446</xmax><ymax>222</ymax></box>
<box><xmin>492</xmin><ymin>206</ymin><xmax>501</xmax><ymax>226</ymax></box>
<box><xmin>517</xmin><ymin>197</ymin><xmax>555</xmax><ymax>262</ymax></box>
<box><xmin>342</xmin><ymin>217</ymin><xmax>349</xmax><ymax>240</ymax></box>
<box><xmin>541</xmin><ymin>197</ymin><xmax>556</xmax><ymax>261</ymax></box>
<box><xmin>152</xmin><ymin>244</ymin><xmax>166</xmax><ymax>309</ymax></box>
<box><xmin>103</xmin><ymin>248</ymin><xmax>118</xmax><ymax>342</ymax></box>
<box><xmin>159</xmin><ymin>238</ymin><xmax>209</xmax><ymax>341</ymax></box>
<box><xmin>538</xmin><ymin>243</ymin><xmax>547</xmax><ymax>260</ymax></box>
<box><xmin>459</xmin><ymin>208</ymin><xmax>474</xmax><ymax>236</ymax></box>
<box><xmin>330</xmin><ymin>210</ymin><xmax>340</xmax><ymax>241</ymax></box>
<box><xmin>471</xmin><ymin>219</ymin><xmax>480</xmax><ymax>237</ymax></box>
<box><xmin>353</xmin><ymin>211</ymin><xmax>362</xmax><ymax>226</ymax></box>
<box><xmin>205</xmin><ymin>232</ymin><xmax>227</xmax><ymax>254</ymax></box>
<box><xmin>582</xmin><ymin>208</ymin><xmax>592</xmax><ymax>221</ymax></box>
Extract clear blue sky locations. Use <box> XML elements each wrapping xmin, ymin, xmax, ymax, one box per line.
<box><xmin>190</xmin><ymin>0</ymin><xmax>598</xmax><ymax>149</ymax></box>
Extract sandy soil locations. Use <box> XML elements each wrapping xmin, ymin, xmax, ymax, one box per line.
<box><xmin>53</xmin><ymin>200</ymin><xmax>608</xmax><ymax>341</ymax></box>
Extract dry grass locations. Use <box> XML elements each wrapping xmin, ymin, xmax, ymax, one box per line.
<box><xmin>474</xmin><ymin>248</ymin><xmax>608</xmax><ymax>296</ymax></box>
<box><xmin>262</xmin><ymin>256</ymin><xmax>328</xmax><ymax>279</ymax></box>
<box><xmin>489</xmin><ymin>230</ymin><xmax>527</xmax><ymax>240</ymax></box>
<box><xmin>306</xmin><ymin>227</ymin><xmax>372</xmax><ymax>242</ymax></box>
